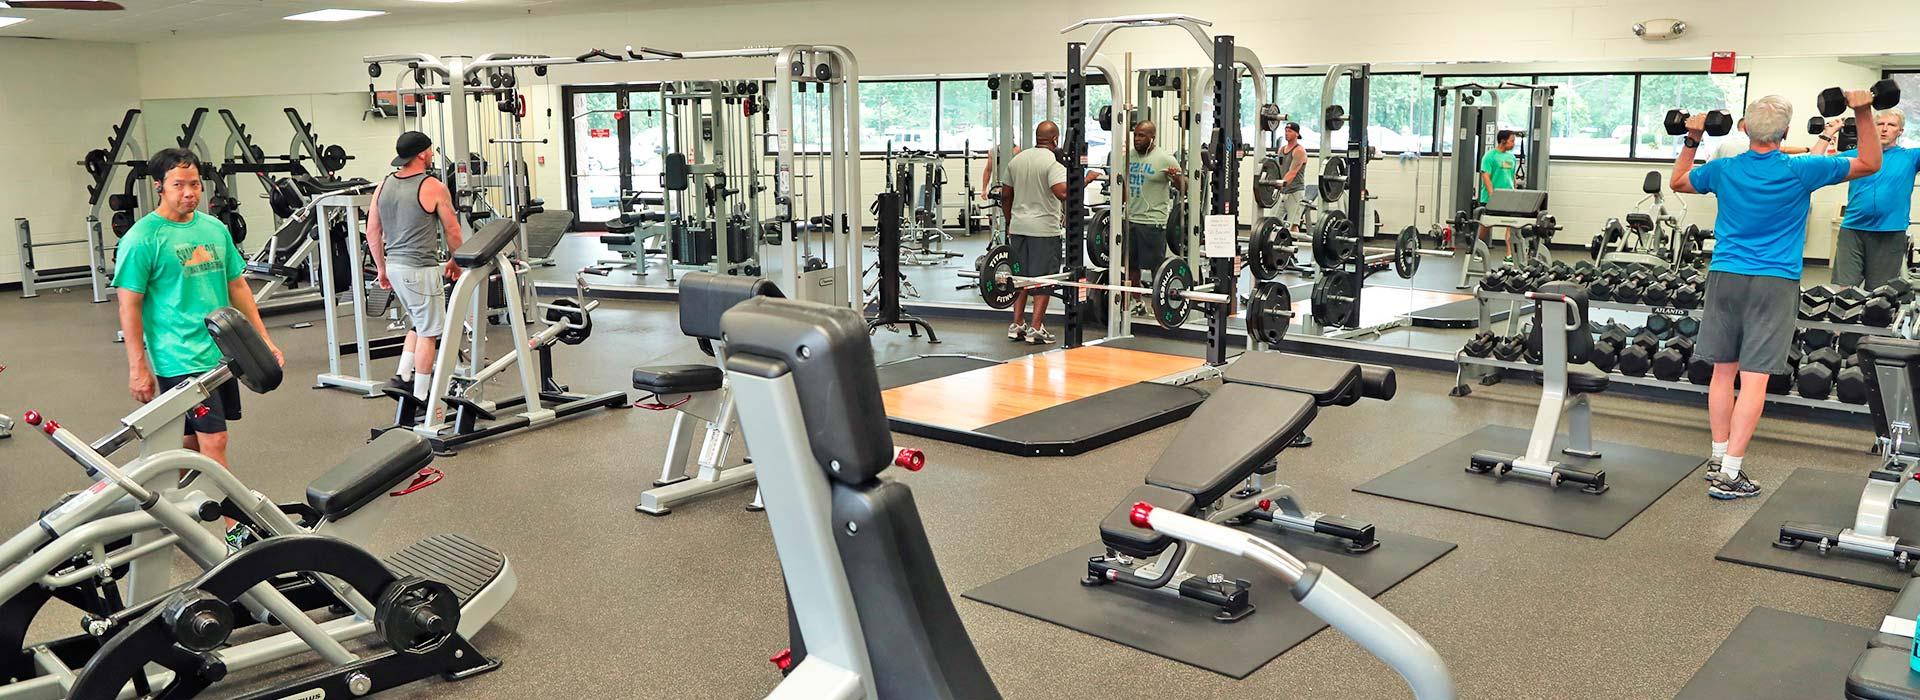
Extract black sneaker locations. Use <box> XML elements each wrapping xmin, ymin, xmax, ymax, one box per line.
<box><xmin>1708</xmin><ymin>471</ymin><xmax>1762</xmax><ymax>500</ymax></box>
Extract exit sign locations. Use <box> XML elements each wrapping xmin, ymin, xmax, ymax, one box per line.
<box><xmin>589</xmin><ymin>128</ymin><xmax>611</xmax><ymax>138</ymax></box>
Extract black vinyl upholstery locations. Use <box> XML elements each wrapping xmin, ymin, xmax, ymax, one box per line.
<box><xmin>452</xmin><ymin>219</ymin><xmax>518</xmax><ymax>267</ymax></box>
<box><xmin>305</xmin><ymin>431</ymin><xmax>434</xmax><ymax>518</ymax></box>
<box><xmin>205</xmin><ymin>307</ymin><xmax>282</xmax><ymax>394</ymax></box>
<box><xmin>1847</xmin><ymin>648</ymin><xmax>1920</xmax><ymax>700</ymax></box>
<box><xmin>1142</xmin><ymin>384</ymin><xmax>1315</xmax><ymax>505</ymax></box>
<box><xmin>831</xmin><ymin>480</ymin><xmax>1002</xmax><ymax>699</ymax></box>
<box><xmin>722</xmin><ymin>299</ymin><xmax>893</xmax><ymax>485</ymax></box>
<box><xmin>677</xmin><ymin>272</ymin><xmax>784</xmax><ymax>342</ymax></box>
<box><xmin>1536</xmin><ymin>364</ymin><xmax>1611</xmax><ymax>394</ymax></box>
<box><xmin>632</xmin><ymin>365</ymin><xmax>723</xmax><ymax>395</ymax></box>
<box><xmin>1224</xmin><ymin>352</ymin><xmax>1364</xmax><ymax>405</ymax></box>
<box><xmin>1097</xmin><ymin>484</ymin><xmax>1198</xmax><ymax>558</ymax></box>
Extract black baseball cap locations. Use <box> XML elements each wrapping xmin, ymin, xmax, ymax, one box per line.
<box><xmin>392</xmin><ymin>131</ymin><xmax>432</xmax><ymax>167</ymax></box>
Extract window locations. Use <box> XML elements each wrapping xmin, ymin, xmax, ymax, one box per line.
<box><xmin>1085</xmin><ymin>83</ymin><xmax>1113</xmax><ymax>167</ymax></box>
<box><xmin>570</xmin><ymin>90</ymin><xmax>622</xmax><ymax>223</ymax></box>
<box><xmin>1636</xmin><ymin>73</ymin><xmax>1748</xmax><ymax>159</ymax></box>
<box><xmin>1436</xmin><ymin>75</ymin><xmax>1534</xmax><ymax>154</ymax></box>
<box><xmin>1539</xmin><ymin>74</ymin><xmax>1635</xmax><ymax>158</ymax></box>
<box><xmin>1369</xmin><ymin>73</ymin><xmax>1434</xmax><ymax>154</ymax></box>
<box><xmin>626</xmin><ymin>89</ymin><xmax>664</xmax><ymax>195</ymax></box>
<box><xmin>1883</xmin><ymin>72</ymin><xmax>1920</xmax><ymax>148</ymax></box>
<box><xmin>858</xmin><ymin>80</ymin><xmax>937</xmax><ymax>153</ymax></box>
<box><xmin>938</xmin><ymin>80</ymin><xmax>992</xmax><ymax>154</ymax></box>
<box><xmin>1270</xmin><ymin>75</ymin><xmax>1326</xmax><ymax>148</ymax></box>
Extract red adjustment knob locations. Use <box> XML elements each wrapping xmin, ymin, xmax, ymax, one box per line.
<box><xmin>1259</xmin><ymin>499</ymin><xmax>1273</xmax><ymax>511</ymax></box>
<box><xmin>191</xmin><ymin>406</ymin><xmax>210</xmax><ymax>419</ymax></box>
<box><xmin>22</xmin><ymin>410</ymin><xmax>41</xmax><ymax>426</ymax></box>
<box><xmin>1128</xmin><ymin>501</ymin><xmax>1155</xmax><ymax>529</ymax></box>
<box><xmin>893</xmin><ymin>448</ymin><xmax>925</xmax><ymax>471</ymax></box>
<box><xmin>769</xmin><ymin>648</ymin><xmax>794</xmax><ymax>672</ymax></box>
<box><xmin>42</xmin><ymin>420</ymin><xmax>59</xmax><ymax>435</ymax></box>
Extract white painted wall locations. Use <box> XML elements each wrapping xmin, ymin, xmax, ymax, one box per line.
<box><xmin>0</xmin><ymin>39</ymin><xmax>141</xmax><ymax>285</ymax></box>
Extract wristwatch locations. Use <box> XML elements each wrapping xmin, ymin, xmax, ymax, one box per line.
<box><xmin>1683</xmin><ymin>136</ymin><xmax>1702</xmax><ymax>149</ymax></box>
<box><xmin>1819</xmin><ymin>135</ymin><xmax>1834</xmax><ymax>142</ymax></box>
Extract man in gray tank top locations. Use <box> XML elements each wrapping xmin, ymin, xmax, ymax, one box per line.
<box><xmin>1276</xmin><ymin>122</ymin><xmax>1308</xmax><ymax>230</ymax></box>
<box><xmin>368</xmin><ymin>131</ymin><xmax>464</xmax><ymax>400</ymax></box>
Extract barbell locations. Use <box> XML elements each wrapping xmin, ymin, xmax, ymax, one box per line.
<box><xmin>964</xmin><ymin>244</ymin><xmax>1294</xmax><ymax>331</ymax></box>
<box><xmin>1248</xmin><ymin>214</ymin><xmax>1454</xmax><ymax>282</ymax></box>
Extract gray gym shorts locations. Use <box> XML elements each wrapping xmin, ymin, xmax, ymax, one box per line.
<box><xmin>388</xmin><ymin>263</ymin><xmax>449</xmax><ymax>338</ymax></box>
<box><xmin>1694</xmin><ymin>270</ymin><xmax>1799</xmax><ymax>375</ymax></box>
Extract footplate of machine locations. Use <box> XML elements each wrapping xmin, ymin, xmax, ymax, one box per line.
<box><xmin>383</xmin><ymin>533</ymin><xmax>507</xmax><ymax>604</ymax></box>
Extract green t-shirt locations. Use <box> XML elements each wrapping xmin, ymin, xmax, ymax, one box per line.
<box><xmin>1479</xmin><ymin>148</ymin><xmax>1518</xmax><ymax>201</ymax></box>
<box><xmin>1124</xmin><ymin>149</ymin><xmax>1181</xmax><ymax>226</ymax></box>
<box><xmin>113</xmin><ymin>212</ymin><xmax>245</xmax><ymax>377</ymax></box>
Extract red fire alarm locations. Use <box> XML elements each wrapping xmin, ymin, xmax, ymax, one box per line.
<box><xmin>1710</xmin><ymin>51</ymin><xmax>1737</xmax><ymax>74</ymax></box>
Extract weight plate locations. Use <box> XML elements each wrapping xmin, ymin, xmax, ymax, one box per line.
<box><xmin>977</xmin><ymin>244</ymin><xmax>1019</xmax><ymax>309</ymax></box>
<box><xmin>320</xmin><ymin>144</ymin><xmax>350</xmax><ymax>173</ymax></box>
<box><xmin>1318</xmin><ymin>157</ymin><xmax>1348</xmax><ymax>203</ymax></box>
<box><xmin>1311</xmin><ymin>268</ymin><xmax>1360</xmax><ymax>328</ymax></box>
<box><xmin>1254</xmin><ymin>156</ymin><xmax>1283</xmax><ymax>210</ymax></box>
<box><xmin>375</xmin><ymin>576</ymin><xmax>460</xmax><ymax>655</ymax></box>
<box><xmin>1085</xmin><ymin>208</ymin><xmax>1111</xmax><ymax>268</ymax></box>
<box><xmin>1247</xmin><ymin>281</ymin><xmax>1293</xmax><ymax>347</ymax></box>
<box><xmin>1311</xmin><ymin>210</ymin><xmax>1354</xmax><ymax>270</ymax></box>
<box><xmin>1393</xmin><ymin>226</ymin><xmax>1422</xmax><ymax>279</ymax></box>
<box><xmin>1250</xmin><ymin>217</ymin><xmax>1286</xmax><ymax>281</ymax></box>
<box><xmin>1150</xmin><ymin>256</ymin><xmax>1195</xmax><ymax>330</ymax></box>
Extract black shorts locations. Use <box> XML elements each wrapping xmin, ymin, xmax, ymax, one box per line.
<box><xmin>1008</xmin><ymin>234</ymin><xmax>1063</xmax><ymax>279</ymax></box>
<box><xmin>1126</xmin><ymin>222</ymin><xmax>1167</xmax><ymax>275</ymax></box>
<box><xmin>156</xmin><ymin>373</ymin><xmax>243</xmax><ymax>435</ymax></box>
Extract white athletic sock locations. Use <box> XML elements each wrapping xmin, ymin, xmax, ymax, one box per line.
<box><xmin>397</xmin><ymin>351</ymin><xmax>416</xmax><ymax>380</ymax></box>
<box><xmin>413</xmin><ymin>374</ymin><xmax>431</xmax><ymax>401</ymax></box>
<box><xmin>1719</xmin><ymin>454</ymin><xmax>1744</xmax><ymax>478</ymax></box>
<box><xmin>1711</xmin><ymin>441</ymin><xmax>1728</xmax><ymax>460</ymax></box>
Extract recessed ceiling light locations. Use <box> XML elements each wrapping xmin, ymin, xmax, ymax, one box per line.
<box><xmin>284</xmin><ymin>9</ymin><xmax>386</xmax><ymax>22</ymax></box>
<box><xmin>0</xmin><ymin>17</ymin><xmax>27</xmax><ymax>29</ymax></box>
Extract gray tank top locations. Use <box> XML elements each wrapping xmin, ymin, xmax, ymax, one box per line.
<box><xmin>377</xmin><ymin>173</ymin><xmax>441</xmax><ymax>267</ymax></box>
<box><xmin>1278</xmin><ymin>144</ymin><xmax>1305</xmax><ymax>193</ymax></box>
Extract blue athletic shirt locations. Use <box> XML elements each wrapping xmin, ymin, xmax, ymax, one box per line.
<box><xmin>1837</xmin><ymin>146</ymin><xmax>1920</xmax><ymax>232</ymax></box>
<box><xmin>1690</xmin><ymin>150</ymin><xmax>1852</xmax><ymax>279</ymax></box>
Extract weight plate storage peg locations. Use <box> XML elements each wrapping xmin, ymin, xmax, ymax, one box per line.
<box><xmin>976</xmin><ymin>244</ymin><xmax>1019</xmax><ymax>309</ymax></box>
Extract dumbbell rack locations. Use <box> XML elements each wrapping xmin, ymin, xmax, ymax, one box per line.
<box><xmin>1454</xmin><ymin>289</ymin><xmax>1908</xmax><ymax>416</ymax></box>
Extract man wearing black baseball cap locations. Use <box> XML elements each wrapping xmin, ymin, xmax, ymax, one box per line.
<box><xmin>366</xmin><ymin>131</ymin><xmax>463</xmax><ymax>406</ymax></box>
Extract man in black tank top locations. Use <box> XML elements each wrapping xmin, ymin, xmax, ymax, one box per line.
<box><xmin>367</xmin><ymin>131</ymin><xmax>465</xmax><ymax>401</ymax></box>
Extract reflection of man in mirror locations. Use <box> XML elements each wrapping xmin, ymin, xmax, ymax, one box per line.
<box><xmin>1811</xmin><ymin>110</ymin><xmax>1918</xmax><ymax>289</ymax></box>
<box><xmin>1670</xmin><ymin>92</ymin><xmax>1883</xmax><ymax>500</ymax></box>
<box><xmin>1479</xmin><ymin>130</ymin><xmax>1519</xmax><ymax>261</ymax></box>
<box><xmin>1003</xmin><ymin>121</ymin><xmax>1103</xmax><ymax>346</ymax></box>
<box><xmin>1122</xmin><ymin>120</ymin><xmax>1185</xmax><ymax>316</ymax></box>
<box><xmin>1276</xmin><ymin>122</ymin><xmax>1307</xmax><ymax>230</ymax></box>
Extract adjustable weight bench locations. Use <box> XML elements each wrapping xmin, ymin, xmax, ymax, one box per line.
<box><xmin>1084</xmin><ymin>351</ymin><xmax>1397</xmax><ymax>621</ymax></box>
<box><xmin>631</xmin><ymin>272</ymin><xmax>784</xmax><ymax>515</ymax></box>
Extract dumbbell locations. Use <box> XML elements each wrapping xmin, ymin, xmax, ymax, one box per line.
<box><xmin>1687</xmin><ymin>358</ymin><xmax>1714</xmax><ymax>385</ymax></box>
<box><xmin>1795</xmin><ymin>346</ymin><xmax>1845</xmax><ymax>399</ymax></box>
<box><xmin>1671</xmin><ymin>282</ymin><xmax>1702</xmax><ymax>308</ymax></box>
<box><xmin>1616</xmin><ymin>331</ymin><xmax>1661</xmax><ymax>377</ymax></box>
<box><xmin>1837</xmin><ymin>363</ymin><xmax>1870</xmax><ymax>404</ymax></box>
<box><xmin>1664</xmin><ymin>108</ymin><xmax>1733</xmax><ymax>137</ymax></box>
<box><xmin>1767</xmin><ymin>372</ymin><xmax>1795</xmax><ymax>395</ymax></box>
<box><xmin>1838</xmin><ymin>332</ymin><xmax>1863</xmax><ymax>356</ymax></box>
<box><xmin>1786</xmin><ymin>344</ymin><xmax>1806</xmax><ymax>374</ymax></box>
<box><xmin>1462</xmin><ymin>331</ymin><xmax>1498</xmax><ymax>358</ymax></box>
<box><xmin>1816</xmin><ymin>79</ymin><xmax>1902</xmax><ymax>118</ymax></box>
<box><xmin>1645</xmin><ymin>313</ymin><xmax>1675</xmax><ymax>340</ymax></box>
<box><xmin>1613</xmin><ymin>271</ymin><xmax>1649</xmax><ymax>304</ymax></box>
<box><xmin>1863</xmin><ymin>284</ymin><xmax>1901</xmax><ymax>327</ymax></box>
<box><xmin>1491</xmin><ymin>334</ymin><xmax>1528</xmax><ymax>362</ymax></box>
<box><xmin>1651</xmin><ymin>336</ymin><xmax>1697</xmax><ymax>382</ymax></box>
<box><xmin>1589</xmin><ymin>324</ymin><xmax>1631</xmax><ymax>372</ymax></box>
<box><xmin>1802</xmin><ymin>326</ymin><xmax>1836</xmax><ymax>351</ymax></box>
<box><xmin>1571</xmin><ymin>260</ymin><xmax>1598</xmax><ymax>285</ymax></box>
<box><xmin>1831</xmin><ymin>286</ymin><xmax>1868</xmax><ymax>324</ymax></box>
<box><xmin>1643</xmin><ymin>277</ymin><xmax>1675</xmax><ymax>306</ymax></box>
<box><xmin>1800</xmin><ymin>284</ymin><xmax>1839</xmax><ymax>321</ymax></box>
<box><xmin>1589</xmin><ymin>270</ymin><xmax>1619</xmax><ymax>301</ymax></box>
<box><xmin>1674</xmin><ymin>316</ymin><xmax>1701</xmax><ymax>338</ymax></box>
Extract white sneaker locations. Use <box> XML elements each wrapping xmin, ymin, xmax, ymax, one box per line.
<box><xmin>1025</xmin><ymin>326</ymin><xmax>1056</xmax><ymax>346</ymax></box>
<box><xmin>1007</xmin><ymin>323</ymin><xmax>1026</xmax><ymax>341</ymax></box>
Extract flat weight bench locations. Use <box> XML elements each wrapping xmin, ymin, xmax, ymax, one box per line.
<box><xmin>1849</xmin><ymin>578</ymin><xmax>1920</xmax><ymax>699</ymax></box>
<box><xmin>631</xmin><ymin>272</ymin><xmax>784</xmax><ymax>515</ymax></box>
<box><xmin>1467</xmin><ymin>282</ymin><xmax>1611</xmax><ymax>493</ymax></box>
<box><xmin>1084</xmin><ymin>351</ymin><xmax>1397</xmax><ymax>622</ymax></box>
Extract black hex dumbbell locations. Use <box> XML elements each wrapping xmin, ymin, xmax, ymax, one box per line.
<box><xmin>1671</xmin><ymin>282</ymin><xmax>1701</xmax><ymax>308</ymax></box>
<box><xmin>1863</xmin><ymin>284</ymin><xmax>1901</xmax><ymax>327</ymax></box>
<box><xmin>1643</xmin><ymin>277</ymin><xmax>1674</xmax><ymax>306</ymax></box>
<box><xmin>1801</xmin><ymin>327</ymin><xmax>1836</xmax><ymax>351</ymax></box>
<box><xmin>1838</xmin><ymin>332</ymin><xmax>1863</xmax><ymax>356</ymax></box>
<box><xmin>1589</xmin><ymin>324</ymin><xmax>1630</xmax><ymax>372</ymax></box>
<box><xmin>1617</xmin><ymin>331</ymin><xmax>1661</xmax><ymax>376</ymax></box>
<box><xmin>1800</xmin><ymin>284</ymin><xmax>1839</xmax><ymax>321</ymax></box>
<box><xmin>1614</xmin><ymin>273</ymin><xmax>1647</xmax><ymax>304</ymax></box>
<box><xmin>1674</xmin><ymin>316</ymin><xmax>1701</xmax><ymax>338</ymax></box>
<box><xmin>1491</xmin><ymin>334</ymin><xmax>1528</xmax><ymax>362</ymax></box>
<box><xmin>1831</xmin><ymin>286</ymin><xmax>1869</xmax><ymax>324</ymax></box>
<box><xmin>1837</xmin><ymin>364</ymin><xmax>1870</xmax><ymax>404</ymax></box>
<box><xmin>1462</xmin><ymin>331</ymin><xmax>1498</xmax><ymax>358</ymax></box>
<box><xmin>1687</xmin><ymin>358</ymin><xmax>1714</xmax><ymax>385</ymax></box>
<box><xmin>1796</xmin><ymin>346</ymin><xmax>1845</xmax><ymax>399</ymax></box>
<box><xmin>1589</xmin><ymin>271</ymin><xmax>1619</xmax><ymax>301</ymax></box>
<box><xmin>1645</xmin><ymin>314</ymin><xmax>1675</xmax><ymax>340</ymax></box>
<box><xmin>1651</xmin><ymin>336</ymin><xmax>1696</xmax><ymax>381</ymax></box>
<box><xmin>1767</xmin><ymin>372</ymin><xmax>1794</xmax><ymax>395</ymax></box>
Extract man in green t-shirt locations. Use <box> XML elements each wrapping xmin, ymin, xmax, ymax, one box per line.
<box><xmin>1123</xmin><ymin>120</ymin><xmax>1185</xmax><ymax>314</ymax></box>
<box><xmin>115</xmin><ymin>148</ymin><xmax>282</xmax><ymax>475</ymax></box>
<box><xmin>1479</xmin><ymin>129</ymin><xmax>1520</xmax><ymax>261</ymax></box>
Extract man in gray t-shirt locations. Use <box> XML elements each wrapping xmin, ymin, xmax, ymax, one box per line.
<box><xmin>1001</xmin><ymin>121</ymin><xmax>1102</xmax><ymax>345</ymax></box>
<box><xmin>367</xmin><ymin>131</ymin><xmax>464</xmax><ymax>400</ymax></box>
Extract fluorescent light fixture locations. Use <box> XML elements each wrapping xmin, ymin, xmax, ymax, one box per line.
<box><xmin>410</xmin><ymin>0</ymin><xmax>467</xmax><ymax>3</ymax></box>
<box><xmin>285</xmin><ymin>9</ymin><xmax>386</xmax><ymax>22</ymax></box>
<box><xmin>0</xmin><ymin>17</ymin><xmax>28</xmax><ymax>29</ymax></box>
